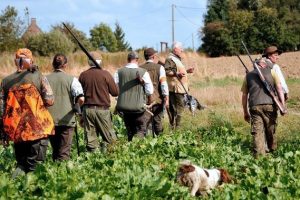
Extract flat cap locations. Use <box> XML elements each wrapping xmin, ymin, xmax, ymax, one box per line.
<box><xmin>127</xmin><ymin>51</ymin><xmax>139</xmax><ymax>60</ymax></box>
<box><xmin>144</xmin><ymin>48</ymin><xmax>157</xmax><ymax>58</ymax></box>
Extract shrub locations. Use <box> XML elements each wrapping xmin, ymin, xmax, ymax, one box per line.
<box><xmin>27</xmin><ymin>30</ymin><xmax>75</xmax><ymax>56</ymax></box>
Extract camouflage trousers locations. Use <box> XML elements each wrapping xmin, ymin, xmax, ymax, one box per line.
<box><xmin>249</xmin><ymin>104</ymin><xmax>278</xmax><ymax>157</ymax></box>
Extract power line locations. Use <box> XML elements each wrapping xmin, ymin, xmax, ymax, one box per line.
<box><xmin>175</xmin><ymin>7</ymin><xmax>202</xmax><ymax>27</ymax></box>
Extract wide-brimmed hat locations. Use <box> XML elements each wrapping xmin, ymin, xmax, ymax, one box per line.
<box><xmin>262</xmin><ymin>46</ymin><xmax>282</xmax><ymax>57</ymax></box>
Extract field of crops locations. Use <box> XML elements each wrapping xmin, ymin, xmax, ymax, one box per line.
<box><xmin>0</xmin><ymin>52</ymin><xmax>299</xmax><ymax>199</ymax></box>
<box><xmin>0</xmin><ymin>109</ymin><xmax>299</xmax><ymax>199</ymax></box>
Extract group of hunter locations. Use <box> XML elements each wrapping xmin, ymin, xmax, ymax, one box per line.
<box><xmin>0</xmin><ymin>41</ymin><xmax>288</xmax><ymax>177</ymax></box>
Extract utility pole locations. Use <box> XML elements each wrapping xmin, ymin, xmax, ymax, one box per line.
<box><xmin>25</xmin><ymin>7</ymin><xmax>30</xmax><ymax>27</ymax></box>
<box><xmin>192</xmin><ymin>33</ymin><xmax>195</xmax><ymax>52</ymax></box>
<box><xmin>172</xmin><ymin>4</ymin><xmax>175</xmax><ymax>44</ymax></box>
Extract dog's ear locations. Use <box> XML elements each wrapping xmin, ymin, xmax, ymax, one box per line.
<box><xmin>179</xmin><ymin>164</ymin><xmax>195</xmax><ymax>173</ymax></box>
<box><xmin>219</xmin><ymin>168</ymin><xmax>232</xmax><ymax>183</ymax></box>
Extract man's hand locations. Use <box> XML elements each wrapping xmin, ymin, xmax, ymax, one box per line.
<box><xmin>176</xmin><ymin>72</ymin><xmax>186</xmax><ymax>78</ymax></box>
<box><xmin>186</xmin><ymin>67</ymin><xmax>194</xmax><ymax>73</ymax></box>
<box><xmin>244</xmin><ymin>112</ymin><xmax>250</xmax><ymax>123</ymax></box>
<box><xmin>163</xmin><ymin>96</ymin><xmax>169</xmax><ymax>108</ymax></box>
<box><xmin>78</xmin><ymin>115</ymin><xmax>85</xmax><ymax>127</ymax></box>
<box><xmin>284</xmin><ymin>93</ymin><xmax>289</xmax><ymax>101</ymax></box>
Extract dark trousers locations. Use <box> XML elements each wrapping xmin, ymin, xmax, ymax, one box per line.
<box><xmin>123</xmin><ymin>111</ymin><xmax>151</xmax><ymax>141</ymax></box>
<box><xmin>14</xmin><ymin>138</ymin><xmax>48</xmax><ymax>173</ymax></box>
<box><xmin>147</xmin><ymin>104</ymin><xmax>164</xmax><ymax>136</ymax></box>
<box><xmin>169</xmin><ymin>92</ymin><xmax>185</xmax><ymax>128</ymax></box>
<box><xmin>49</xmin><ymin>126</ymin><xmax>74</xmax><ymax>161</ymax></box>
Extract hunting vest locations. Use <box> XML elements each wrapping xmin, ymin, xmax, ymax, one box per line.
<box><xmin>116</xmin><ymin>67</ymin><xmax>147</xmax><ymax>113</ymax></box>
<box><xmin>47</xmin><ymin>71</ymin><xmax>75</xmax><ymax>127</ymax></box>
<box><xmin>2</xmin><ymin>71</ymin><xmax>54</xmax><ymax>143</ymax></box>
<box><xmin>166</xmin><ymin>53</ymin><xmax>188</xmax><ymax>94</ymax></box>
<box><xmin>140</xmin><ymin>62</ymin><xmax>163</xmax><ymax>104</ymax></box>
<box><xmin>246</xmin><ymin>67</ymin><xmax>275</xmax><ymax>107</ymax></box>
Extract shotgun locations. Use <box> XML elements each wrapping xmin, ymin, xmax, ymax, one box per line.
<box><xmin>62</xmin><ymin>23</ymin><xmax>101</xmax><ymax>69</ymax></box>
<box><xmin>236</xmin><ymin>54</ymin><xmax>249</xmax><ymax>73</ymax></box>
<box><xmin>241</xmin><ymin>41</ymin><xmax>287</xmax><ymax>115</ymax></box>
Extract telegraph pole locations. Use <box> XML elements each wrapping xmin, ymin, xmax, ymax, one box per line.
<box><xmin>25</xmin><ymin>7</ymin><xmax>30</xmax><ymax>27</ymax></box>
<box><xmin>172</xmin><ymin>4</ymin><xmax>175</xmax><ymax>44</ymax></box>
<box><xmin>192</xmin><ymin>33</ymin><xmax>195</xmax><ymax>51</ymax></box>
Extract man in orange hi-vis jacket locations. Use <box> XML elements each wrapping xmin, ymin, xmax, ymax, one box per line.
<box><xmin>0</xmin><ymin>48</ymin><xmax>54</xmax><ymax>177</ymax></box>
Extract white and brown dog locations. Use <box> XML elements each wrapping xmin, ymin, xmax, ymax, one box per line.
<box><xmin>177</xmin><ymin>160</ymin><xmax>232</xmax><ymax>196</ymax></box>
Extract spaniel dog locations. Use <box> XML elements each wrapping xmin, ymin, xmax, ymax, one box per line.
<box><xmin>177</xmin><ymin>160</ymin><xmax>231</xmax><ymax>196</ymax></box>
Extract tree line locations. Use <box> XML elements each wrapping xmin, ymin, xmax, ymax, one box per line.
<box><xmin>200</xmin><ymin>0</ymin><xmax>300</xmax><ymax>57</ymax></box>
<box><xmin>0</xmin><ymin>6</ymin><xmax>131</xmax><ymax>56</ymax></box>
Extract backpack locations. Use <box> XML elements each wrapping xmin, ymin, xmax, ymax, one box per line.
<box><xmin>3</xmin><ymin>83</ymin><xmax>54</xmax><ymax>143</ymax></box>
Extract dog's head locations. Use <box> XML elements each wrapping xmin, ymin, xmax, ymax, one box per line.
<box><xmin>218</xmin><ymin>168</ymin><xmax>232</xmax><ymax>183</ymax></box>
<box><xmin>177</xmin><ymin>161</ymin><xmax>196</xmax><ymax>186</ymax></box>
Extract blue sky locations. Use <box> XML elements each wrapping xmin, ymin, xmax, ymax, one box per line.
<box><xmin>1</xmin><ymin>0</ymin><xmax>207</xmax><ymax>50</ymax></box>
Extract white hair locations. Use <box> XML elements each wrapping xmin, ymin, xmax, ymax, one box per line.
<box><xmin>172</xmin><ymin>41</ymin><xmax>183</xmax><ymax>50</ymax></box>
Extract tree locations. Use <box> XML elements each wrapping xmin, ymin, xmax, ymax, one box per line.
<box><xmin>114</xmin><ymin>22</ymin><xmax>130</xmax><ymax>51</ymax></box>
<box><xmin>200</xmin><ymin>21</ymin><xmax>234</xmax><ymax>57</ymax></box>
<box><xmin>228</xmin><ymin>10</ymin><xmax>254</xmax><ymax>52</ymax></box>
<box><xmin>51</xmin><ymin>22</ymin><xmax>94</xmax><ymax>52</ymax></box>
<box><xmin>27</xmin><ymin>30</ymin><xmax>75</xmax><ymax>56</ymax></box>
<box><xmin>0</xmin><ymin>6</ymin><xmax>24</xmax><ymax>52</ymax></box>
<box><xmin>90</xmin><ymin>23</ymin><xmax>118</xmax><ymax>52</ymax></box>
<box><xmin>205</xmin><ymin>0</ymin><xmax>231</xmax><ymax>23</ymax></box>
<box><xmin>200</xmin><ymin>0</ymin><xmax>300</xmax><ymax>56</ymax></box>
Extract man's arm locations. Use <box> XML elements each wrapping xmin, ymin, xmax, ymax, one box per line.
<box><xmin>159</xmin><ymin>65</ymin><xmax>169</xmax><ymax>107</ymax></box>
<box><xmin>71</xmin><ymin>77</ymin><xmax>85</xmax><ymax>106</ymax></box>
<box><xmin>142</xmin><ymin>71</ymin><xmax>154</xmax><ymax>104</ymax></box>
<box><xmin>271</xmin><ymin>69</ymin><xmax>285</xmax><ymax>106</ymax></box>
<box><xmin>242</xmin><ymin>92</ymin><xmax>250</xmax><ymax>123</ymax></box>
<box><xmin>40</xmin><ymin>75</ymin><xmax>54</xmax><ymax>107</ymax></box>
<box><xmin>107</xmin><ymin>72</ymin><xmax>119</xmax><ymax>97</ymax></box>
<box><xmin>273</xmin><ymin>64</ymin><xmax>289</xmax><ymax>94</ymax></box>
<box><xmin>241</xmin><ymin>78</ymin><xmax>250</xmax><ymax>123</ymax></box>
<box><xmin>0</xmin><ymin>83</ymin><xmax>8</xmax><ymax>146</ymax></box>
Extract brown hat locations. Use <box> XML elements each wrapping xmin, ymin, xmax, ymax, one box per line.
<box><xmin>144</xmin><ymin>48</ymin><xmax>157</xmax><ymax>59</ymax></box>
<box><xmin>15</xmin><ymin>48</ymin><xmax>33</xmax><ymax>60</ymax></box>
<box><xmin>262</xmin><ymin>46</ymin><xmax>282</xmax><ymax>57</ymax></box>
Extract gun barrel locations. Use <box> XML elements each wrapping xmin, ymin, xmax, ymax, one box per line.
<box><xmin>236</xmin><ymin>54</ymin><xmax>249</xmax><ymax>73</ymax></box>
<box><xmin>63</xmin><ymin>23</ymin><xmax>101</xmax><ymax>69</ymax></box>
